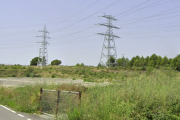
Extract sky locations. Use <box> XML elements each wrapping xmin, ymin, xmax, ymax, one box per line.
<box><xmin>0</xmin><ymin>0</ymin><xmax>180</xmax><ymax>66</ymax></box>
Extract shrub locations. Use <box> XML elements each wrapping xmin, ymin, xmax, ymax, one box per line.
<box><xmin>141</xmin><ymin>66</ymin><xmax>146</xmax><ymax>71</ymax></box>
<box><xmin>11</xmin><ymin>74</ymin><xmax>17</xmax><ymax>77</ymax></box>
<box><xmin>51</xmin><ymin>74</ymin><xmax>55</xmax><ymax>78</ymax></box>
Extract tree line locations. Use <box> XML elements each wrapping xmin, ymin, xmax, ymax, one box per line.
<box><xmin>30</xmin><ymin>54</ymin><xmax>180</xmax><ymax>71</ymax></box>
<box><xmin>115</xmin><ymin>54</ymin><xmax>180</xmax><ymax>70</ymax></box>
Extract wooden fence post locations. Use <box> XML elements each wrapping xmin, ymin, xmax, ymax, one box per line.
<box><xmin>39</xmin><ymin>88</ymin><xmax>43</xmax><ymax>114</ymax></box>
<box><xmin>56</xmin><ymin>91</ymin><xmax>60</xmax><ymax>117</ymax></box>
<box><xmin>79</xmin><ymin>91</ymin><xmax>82</xmax><ymax>104</ymax></box>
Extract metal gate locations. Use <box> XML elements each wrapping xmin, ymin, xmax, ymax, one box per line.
<box><xmin>39</xmin><ymin>88</ymin><xmax>81</xmax><ymax>116</ymax></box>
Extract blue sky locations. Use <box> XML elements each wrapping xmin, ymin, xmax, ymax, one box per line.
<box><xmin>0</xmin><ymin>0</ymin><xmax>180</xmax><ymax>66</ymax></box>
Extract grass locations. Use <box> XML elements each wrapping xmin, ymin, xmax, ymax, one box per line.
<box><xmin>67</xmin><ymin>69</ymin><xmax>180</xmax><ymax>120</ymax></box>
<box><xmin>1</xmin><ymin>65</ymin><xmax>180</xmax><ymax>119</ymax></box>
<box><xmin>0</xmin><ymin>65</ymin><xmax>150</xmax><ymax>82</ymax></box>
<box><xmin>0</xmin><ymin>84</ymin><xmax>86</xmax><ymax>113</ymax></box>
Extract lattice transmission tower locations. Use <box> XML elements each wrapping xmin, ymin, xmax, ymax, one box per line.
<box><xmin>36</xmin><ymin>26</ymin><xmax>50</xmax><ymax>68</ymax></box>
<box><xmin>97</xmin><ymin>14</ymin><xmax>120</xmax><ymax>67</ymax></box>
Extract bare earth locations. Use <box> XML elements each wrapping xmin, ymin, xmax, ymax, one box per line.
<box><xmin>0</xmin><ymin>77</ymin><xmax>109</xmax><ymax>87</ymax></box>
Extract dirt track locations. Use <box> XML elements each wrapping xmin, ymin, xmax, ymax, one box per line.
<box><xmin>0</xmin><ymin>77</ymin><xmax>109</xmax><ymax>87</ymax></box>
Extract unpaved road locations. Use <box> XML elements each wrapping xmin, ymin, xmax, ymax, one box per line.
<box><xmin>0</xmin><ymin>77</ymin><xmax>109</xmax><ymax>87</ymax></box>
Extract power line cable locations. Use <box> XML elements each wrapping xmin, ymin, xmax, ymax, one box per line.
<box><xmin>121</xmin><ymin>6</ymin><xmax>180</xmax><ymax>27</ymax></box>
<box><xmin>49</xmin><ymin>0</ymin><xmax>100</xmax><ymax>28</ymax></box>
<box><xmin>51</xmin><ymin>0</ymin><xmax>124</xmax><ymax>33</ymax></box>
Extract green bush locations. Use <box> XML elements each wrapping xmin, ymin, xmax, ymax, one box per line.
<box><xmin>146</xmin><ymin>66</ymin><xmax>154</xmax><ymax>75</ymax></box>
<box><xmin>51</xmin><ymin>74</ymin><xmax>55</xmax><ymax>78</ymax></box>
<box><xmin>141</xmin><ymin>66</ymin><xmax>146</xmax><ymax>71</ymax></box>
<box><xmin>25</xmin><ymin>72</ymin><xmax>31</xmax><ymax>77</ymax></box>
<box><xmin>83</xmin><ymin>78</ymin><xmax>91</xmax><ymax>82</ymax></box>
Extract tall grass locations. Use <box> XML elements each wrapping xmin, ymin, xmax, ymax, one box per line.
<box><xmin>68</xmin><ymin>69</ymin><xmax>180</xmax><ymax>119</ymax></box>
<box><xmin>0</xmin><ymin>84</ymin><xmax>86</xmax><ymax>113</ymax></box>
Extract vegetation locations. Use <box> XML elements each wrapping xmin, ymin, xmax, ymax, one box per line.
<box><xmin>118</xmin><ymin>54</ymin><xmax>180</xmax><ymax>70</ymax></box>
<box><xmin>1</xmin><ymin>69</ymin><xmax>180</xmax><ymax>119</ymax></box>
<box><xmin>106</xmin><ymin>56</ymin><xmax>116</xmax><ymax>67</ymax></box>
<box><xmin>76</xmin><ymin>63</ymin><xmax>85</xmax><ymax>67</ymax></box>
<box><xmin>0</xmin><ymin>84</ymin><xmax>86</xmax><ymax>113</ymax></box>
<box><xmin>30</xmin><ymin>57</ymin><xmax>40</xmax><ymax>66</ymax></box>
<box><xmin>1</xmin><ymin>54</ymin><xmax>180</xmax><ymax>119</ymax></box>
<box><xmin>51</xmin><ymin>59</ymin><xmax>61</xmax><ymax>65</ymax></box>
<box><xmin>68</xmin><ymin>69</ymin><xmax>180</xmax><ymax>119</ymax></box>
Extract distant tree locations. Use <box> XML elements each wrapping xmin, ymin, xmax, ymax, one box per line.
<box><xmin>128</xmin><ymin>57</ymin><xmax>136</xmax><ymax>67</ymax></box>
<box><xmin>106</xmin><ymin>56</ymin><xmax>116</xmax><ymax>67</ymax></box>
<box><xmin>51</xmin><ymin>59</ymin><xmax>61</xmax><ymax>65</ymax></box>
<box><xmin>121</xmin><ymin>57</ymin><xmax>126</xmax><ymax>67</ymax></box>
<box><xmin>155</xmin><ymin>56</ymin><xmax>162</xmax><ymax>68</ymax></box>
<box><xmin>148</xmin><ymin>60</ymin><xmax>154</xmax><ymax>67</ymax></box>
<box><xmin>135</xmin><ymin>55</ymin><xmax>140</xmax><ymax>60</ymax></box>
<box><xmin>117</xmin><ymin>57</ymin><xmax>129</xmax><ymax>67</ymax></box>
<box><xmin>30</xmin><ymin>57</ymin><xmax>41</xmax><ymax>66</ymax></box>
<box><xmin>168</xmin><ymin>58</ymin><xmax>173</xmax><ymax>67</ymax></box>
<box><xmin>162</xmin><ymin>56</ymin><xmax>169</xmax><ymax>67</ymax></box>
<box><xmin>76</xmin><ymin>63</ymin><xmax>85</xmax><ymax>67</ymax></box>
<box><xmin>144</xmin><ymin>56</ymin><xmax>150</xmax><ymax>66</ymax></box>
<box><xmin>172</xmin><ymin>54</ymin><xmax>180</xmax><ymax>70</ymax></box>
<box><xmin>117</xmin><ymin>58</ymin><xmax>122</xmax><ymax>67</ymax></box>
<box><xmin>133</xmin><ymin>59</ymin><xmax>140</xmax><ymax>67</ymax></box>
<box><xmin>80</xmin><ymin>63</ymin><xmax>85</xmax><ymax>66</ymax></box>
<box><xmin>125</xmin><ymin>58</ymin><xmax>129</xmax><ymax>66</ymax></box>
<box><xmin>76</xmin><ymin>63</ymin><xmax>80</xmax><ymax>66</ymax></box>
<box><xmin>129</xmin><ymin>55</ymin><xmax>140</xmax><ymax>67</ymax></box>
<box><xmin>149</xmin><ymin>54</ymin><xmax>159</xmax><ymax>67</ymax></box>
<box><xmin>139</xmin><ymin>56</ymin><xmax>145</xmax><ymax>67</ymax></box>
<box><xmin>97</xmin><ymin>63</ymin><xmax>103</xmax><ymax>67</ymax></box>
<box><xmin>117</xmin><ymin>58</ymin><xmax>123</xmax><ymax>67</ymax></box>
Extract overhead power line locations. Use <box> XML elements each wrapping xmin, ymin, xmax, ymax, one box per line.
<box><xmin>121</xmin><ymin>6</ymin><xmax>180</xmax><ymax>27</ymax></box>
<box><xmin>49</xmin><ymin>0</ymin><xmax>100</xmax><ymax>28</ymax></box>
<box><xmin>51</xmin><ymin>0</ymin><xmax>124</xmax><ymax>33</ymax></box>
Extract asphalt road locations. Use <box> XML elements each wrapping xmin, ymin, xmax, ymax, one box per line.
<box><xmin>0</xmin><ymin>105</ymin><xmax>45</xmax><ymax>120</ymax></box>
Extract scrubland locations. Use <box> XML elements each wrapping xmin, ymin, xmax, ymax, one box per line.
<box><xmin>0</xmin><ymin>65</ymin><xmax>180</xmax><ymax>119</ymax></box>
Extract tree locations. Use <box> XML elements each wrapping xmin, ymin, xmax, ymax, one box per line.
<box><xmin>149</xmin><ymin>54</ymin><xmax>158</xmax><ymax>67</ymax></box>
<box><xmin>128</xmin><ymin>57</ymin><xmax>136</xmax><ymax>67</ymax></box>
<box><xmin>80</xmin><ymin>63</ymin><xmax>85</xmax><ymax>66</ymax></box>
<box><xmin>168</xmin><ymin>58</ymin><xmax>173</xmax><ymax>67</ymax></box>
<box><xmin>155</xmin><ymin>56</ymin><xmax>162</xmax><ymax>68</ymax></box>
<box><xmin>144</xmin><ymin>56</ymin><xmax>150</xmax><ymax>66</ymax></box>
<box><xmin>172</xmin><ymin>54</ymin><xmax>180</xmax><ymax>71</ymax></box>
<box><xmin>133</xmin><ymin>59</ymin><xmax>140</xmax><ymax>67</ymax></box>
<box><xmin>162</xmin><ymin>56</ymin><xmax>169</xmax><ymax>67</ymax></box>
<box><xmin>148</xmin><ymin>60</ymin><xmax>154</xmax><ymax>67</ymax></box>
<box><xmin>76</xmin><ymin>63</ymin><xmax>80</xmax><ymax>66</ymax></box>
<box><xmin>106</xmin><ymin>56</ymin><xmax>116</xmax><ymax>67</ymax></box>
<box><xmin>30</xmin><ymin>57</ymin><xmax>40</xmax><ymax>66</ymax></box>
<box><xmin>51</xmin><ymin>59</ymin><xmax>61</xmax><ymax>65</ymax></box>
<box><xmin>139</xmin><ymin>56</ymin><xmax>145</xmax><ymax>67</ymax></box>
<box><xmin>125</xmin><ymin>58</ymin><xmax>129</xmax><ymax>66</ymax></box>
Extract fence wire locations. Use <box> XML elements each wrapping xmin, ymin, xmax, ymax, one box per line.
<box><xmin>40</xmin><ymin>88</ymin><xmax>81</xmax><ymax>116</ymax></box>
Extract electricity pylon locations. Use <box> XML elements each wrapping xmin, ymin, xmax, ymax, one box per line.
<box><xmin>97</xmin><ymin>14</ymin><xmax>120</xmax><ymax>67</ymax></box>
<box><xmin>36</xmin><ymin>26</ymin><xmax>50</xmax><ymax>68</ymax></box>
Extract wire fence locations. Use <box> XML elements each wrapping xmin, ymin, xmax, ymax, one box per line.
<box><xmin>40</xmin><ymin>88</ymin><xmax>81</xmax><ymax>116</ymax></box>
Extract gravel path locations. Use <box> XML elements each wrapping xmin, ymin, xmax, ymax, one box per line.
<box><xmin>0</xmin><ymin>77</ymin><xmax>109</xmax><ymax>87</ymax></box>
